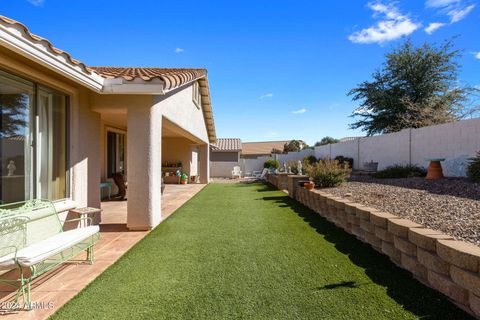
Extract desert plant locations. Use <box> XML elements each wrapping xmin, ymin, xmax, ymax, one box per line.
<box><xmin>315</xmin><ymin>136</ymin><xmax>339</xmax><ymax>146</ymax></box>
<box><xmin>264</xmin><ymin>159</ymin><xmax>280</xmax><ymax>170</ymax></box>
<box><xmin>304</xmin><ymin>159</ymin><xmax>350</xmax><ymax>188</ymax></box>
<box><xmin>467</xmin><ymin>152</ymin><xmax>480</xmax><ymax>182</ymax></box>
<box><xmin>334</xmin><ymin>156</ymin><xmax>354</xmax><ymax>169</ymax></box>
<box><xmin>303</xmin><ymin>155</ymin><xmax>317</xmax><ymax>165</ymax></box>
<box><xmin>373</xmin><ymin>164</ymin><xmax>426</xmax><ymax>179</ymax></box>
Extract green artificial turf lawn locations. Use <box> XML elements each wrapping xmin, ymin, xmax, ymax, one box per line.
<box><xmin>51</xmin><ymin>183</ymin><xmax>473</xmax><ymax>319</ymax></box>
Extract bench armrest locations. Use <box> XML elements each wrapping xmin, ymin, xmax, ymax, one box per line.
<box><xmin>63</xmin><ymin>216</ymin><xmax>93</xmax><ymax>229</ymax></box>
<box><xmin>0</xmin><ymin>245</ymin><xmax>19</xmax><ymax>259</ymax></box>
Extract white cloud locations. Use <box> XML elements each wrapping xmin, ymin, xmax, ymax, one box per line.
<box><xmin>426</xmin><ymin>0</ymin><xmax>476</xmax><ymax>24</ymax></box>
<box><xmin>174</xmin><ymin>48</ymin><xmax>185</xmax><ymax>53</ymax></box>
<box><xmin>425</xmin><ymin>22</ymin><xmax>446</xmax><ymax>34</ymax></box>
<box><xmin>426</xmin><ymin>0</ymin><xmax>461</xmax><ymax>8</ymax></box>
<box><xmin>348</xmin><ymin>2</ymin><xmax>420</xmax><ymax>44</ymax></box>
<box><xmin>328</xmin><ymin>103</ymin><xmax>339</xmax><ymax>110</ymax></box>
<box><xmin>259</xmin><ymin>93</ymin><xmax>273</xmax><ymax>99</ymax></box>
<box><xmin>474</xmin><ymin>52</ymin><xmax>480</xmax><ymax>59</ymax></box>
<box><xmin>447</xmin><ymin>4</ymin><xmax>475</xmax><ymax>22</ymax></box>
<box><xmin>291</xmin><ymin>108</ymin><xmax>307</xmax><ymax>114</ymax></box>
<box><xmin>27</xmin><ymin>0</ymin><xmax>44</xmax><ymax>6</ymax></box>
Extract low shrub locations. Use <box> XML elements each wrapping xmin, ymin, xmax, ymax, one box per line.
<box><xmin>264</xmin><ymin>159</ymin><xmax>280</xmax><ymax>170</ymax></box>
<box><xmin>304</xmin><ymin>159</ymin><xmax>350</xmax><ymax>188</ymax></box>
<box><xmin>467</xmin><ymin>152</ymin><xmax>480</xmax><ymax>182</ymax></box>
<box><xmin>373</xmin><ymin>164</ymin><xmax>426</xmax><ymax>179</ymax></box>
<box><xmin>334</xmin><ymin>156</ymin><xmax>354</xmax><ymax>169</ymax></box>
<box><xmin>303</xmin><ymin>155</ymin><xmax>317</xmax><ymax>165</ymax></box>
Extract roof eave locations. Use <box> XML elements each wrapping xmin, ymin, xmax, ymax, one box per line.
<box><xmin>0</xmin><ymin>22</ymin><xmax>104</xmax><ymax>92</ymax></box>
<box><xmin>101</xmin><ymin>78</ymin><xmax>165</xmax><ymax>95</ymax></box>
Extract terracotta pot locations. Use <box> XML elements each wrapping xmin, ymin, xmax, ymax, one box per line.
<box><xmin>304</xmin><ymin>182</ymin><xmax>314</xmax><ymax>190</ymax></box>
<box><xmin>181</xmin><ymin>179</ymin><xmax>188</xmax><ymax>185</ymax></box>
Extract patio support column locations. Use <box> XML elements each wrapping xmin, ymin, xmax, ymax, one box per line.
<box><xmin>126</xmin><ymin>104</ymin><xmax>162</xmax><ymax>230</ymax></box>
<box><xmin>199</xmin><ymin>144</ymin><xmax>210</xmax><ymax>184</ymax></box>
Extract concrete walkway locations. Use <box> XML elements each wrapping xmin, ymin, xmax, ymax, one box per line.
<box><xmin>0</xmin><ymin>184</ymin><xmax>206</xmax><ymax>319</ymax></box>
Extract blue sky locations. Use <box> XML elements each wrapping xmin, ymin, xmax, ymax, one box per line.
<box><xmin>1</xmin><ymin>0</ymin><xmax>479</xmax><ymax>145</ymax></box>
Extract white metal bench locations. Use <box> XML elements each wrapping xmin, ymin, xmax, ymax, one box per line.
<box><xmin>0</xmin><ymin>199</ymin><xmax>100</xmax><ymax>309</ymax></box>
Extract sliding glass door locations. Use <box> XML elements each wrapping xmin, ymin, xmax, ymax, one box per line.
<box><xmin>0</xmin><ymin>70</ymin><xmax>68</xmax><ymax>204</ymax></box>
<box><xmin>37</xmin><ymin>87</ymin><xmax>68</xmax><ymax>200</ymax></box>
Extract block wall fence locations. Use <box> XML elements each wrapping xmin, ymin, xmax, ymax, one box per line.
<box><xmin>314</xmin><ymin>118</ymin><xmax>480</xmax><ymax>177</ymax></box>
<box><xmin>265</xmin><ymin>174</ymin><xmax>480</xmax><ymax>318</ymax></box>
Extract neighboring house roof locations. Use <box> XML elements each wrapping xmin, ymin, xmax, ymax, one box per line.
<box><xmin>241</xmin><ymin>141</ymin><xmax>289</xmax><ymax>156</ymax></box>
<box><xmin>0</xmin><ymin>15</ymin><xmax>216</xmax><ymax>143</ymax></box>
<box><xmin>211</xmin><ymin>138</ymin><xmax>242</xmax><ymax>152</ymax></box>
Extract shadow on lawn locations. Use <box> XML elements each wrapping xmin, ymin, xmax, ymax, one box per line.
<box><xmin>257</xmin><ymin>184</ymin><xmax>474</xmax><ymax>320</ymax></box>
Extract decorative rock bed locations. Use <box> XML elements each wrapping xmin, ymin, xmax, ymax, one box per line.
<box><xmin>326</xmin><ymin>176</ymin><xmax>480</xmax><ymax>246</ymax></box>
<box><xmin>268</xmin><ymin>174</ymin><xmax>480</xmax><ymax>318</ymax></box>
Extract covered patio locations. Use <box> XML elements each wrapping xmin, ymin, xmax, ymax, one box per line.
<box><xmin>0</xmin><ymin>183</ymin><xmax>206</xmax><ymax>320</ymax></box>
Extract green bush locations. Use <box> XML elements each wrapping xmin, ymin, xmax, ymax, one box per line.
<box><xmin>373</xmin><ymin>164</ymin><xmax>426</xmax><ymax>179</ymax></box>
<box><xmin>334</xmin><ymin>156</ymin><xmax>354</xmax><ymax>169</ymax></box>
<box><xmin>467</xmin><ymin>152</ymin><xmax>480</xmax><ymax>182</ymax></box>
<box><xmin>304</xmin><ymin>159</ymin><xmax>350</xmax><ymax>188</ymax></box>
<box><xmin>264</xmin><ymin>159</ymin><xmax>280</xmax><ymax>169</ymax></box>
<box><xmin>303</xmin><ymin>155</ymin><xmax>317</xmax><ymax>165</ymax></box>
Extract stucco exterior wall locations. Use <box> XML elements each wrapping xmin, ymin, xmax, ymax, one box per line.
<box><xmin>153</xmin><ymin>84</ymin><xmax>209</xmax><ymax>144</ymax></box>
<box><xmin>162</xmin><ymin>137</ymin><xmax>198</xmax><ymax>176</ymax></box>
<box><xmin>210</xmin><ymin>161</ymin><xmax>240</xmax><ymax>177</ymax></box>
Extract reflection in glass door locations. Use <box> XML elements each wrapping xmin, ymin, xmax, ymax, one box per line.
<box><xmin>0</xmin><ymin>72</ymin><xmax>33</xmax><ymax>203</ymax></box>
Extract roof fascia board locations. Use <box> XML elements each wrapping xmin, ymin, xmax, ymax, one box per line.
<box><xmin>102</xmin><ymin>78</ymin><xmax>165</xmax><ymax>95</ymax></box>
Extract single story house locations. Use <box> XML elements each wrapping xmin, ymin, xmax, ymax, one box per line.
<box><xmin>0</xmin><ymin>15</ymin><xmax>215</xmax><ymax>230</ymax></box>
<box><xmin>210</xmin><ymin>138</ymin><xmax>242</xmax><ymax>177</ymax></box>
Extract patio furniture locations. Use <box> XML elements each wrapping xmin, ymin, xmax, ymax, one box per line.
<box><xmin>426</xmin><ymin>158</ymin><xmax>445</xmax><ymax>180</ymax></box>
<box><xmin>112</xmin><ymin>173</ymin><xmax>127</xmax><ymax>200</ymax></box>
<box><xmin>0</xmin><ymin>199</ymin><xmax>100</xmax><ymax>308</ymax></box>
<box><xmin>69</xmin><ymin>207</ymin><xmax>102</xmax><ymax>227</ymax></box>
<box><xmin>232</xmin><ymin>166</ymin><xmax>242</xmax><ymax>179</ymax></box>
<box><xmin>100</xmin><ymin>181</ymin><xmax>112</xmax><ymax>200</ymax></box>
<box><xmin>253</xmin><ymin>168</ymin><xmax>268</xmax><ymax>179</ymax></box>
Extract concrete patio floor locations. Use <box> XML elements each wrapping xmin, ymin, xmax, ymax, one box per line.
<box><xmin>0</xmin><ymin>183</ymin><xmax>206</xmax><ymax>320</ymax></box>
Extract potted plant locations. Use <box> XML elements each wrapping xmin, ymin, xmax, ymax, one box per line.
<box><xmin>304</xmin><ymin>179</ymin><xmax>315</xmax><ymax>190</ymax></box>
<box><xmin>180</xmin><ymin>173</ymin><xmax>188</xmax><ymax>184</ymax></box>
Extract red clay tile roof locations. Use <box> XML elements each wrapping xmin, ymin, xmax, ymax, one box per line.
<box><xmin>89</xmin><ymin>67</ymin><xmax>207</xmax><ymax>91</ymax></box>
<box><xmin>211</xmin><ymin>138</ymin><xmax>242</xmax><ymax>151</ymax></box>
<box><xmin>0</xmin><ymin>15</ymin><xmax>92</xmax><ymax>75</ymax></box>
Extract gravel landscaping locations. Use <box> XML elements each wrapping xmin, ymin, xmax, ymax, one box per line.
<box><xmin>325</xmin><ymin>175</ymin><xmax>480</xmax><ymax>246</ymax></box>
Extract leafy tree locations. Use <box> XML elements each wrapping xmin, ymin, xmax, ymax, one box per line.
<box><xmin>0</xmin><ymin>94</ymin><xmax>28</xmax><ymax>138</ymax></box>
<box><xmin>349</xmin><ymin>39</ymin><xmax>476</xmax><ymax>136</ymax></box>
<box><xmin>315</xmin><ymin>136</ymin><xmax>339</xmax><ymax>146</ymax></box>
<box><xmin>283</xmin><ymin>140</ymin><xmax>308</xmax><ymax>152</ymax></box>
